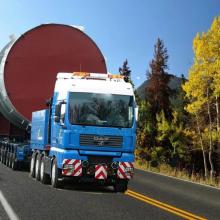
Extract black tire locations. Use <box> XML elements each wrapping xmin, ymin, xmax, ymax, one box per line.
<box><xmin>51</xmin><ymin>158</ymin><xmax>62</xmax><ymax>188</ymax></box>
<box><xmin>3</xmin><ymin>151</ymin><xmax>6</xmax><ymax>164</ymax></box>
<box><xmin>0</xmin><ymin>150</ymin><xmax>4</xmax><ymax>163</ymax></box>
<box><xmin>114</xmin><ymin>180</ymin><xmax>128</xmax><ymax>193</ymax></box>
<box><xmin>6</xmin><ymin>152</ymin><xmax>8</xmax><ymax>166</ymax></box>
<box><xmin>2</xmin><ymin>151</ymin><xmax>4</xmax><ymax>164</ymax></box>
<box><xmin>40</xmin><ymin>157</ymin><xmax>50</xmax><ymax>184</ymax></box>
<box><xmin>2</xmin><ymin>150</ymin><xmax>5</xmax><ymax>163</ymax></box>
<box><xmin>35</xmin><ymin>153</ymin><xmax>42</xmax><ymax>181</ymax></box>
<box><xmin>11</xmin><ymin>154</ymin><xmax>18</xmax><ymax>170</ymax></box>
<box><xmin>30</xmin><ymin>152</ymin><xmax>36</xmax><ymax>178</ymax></box>
<box><xmin>0</xmin><ymin>150</ymin><xmax>3</xmax><ymax>163</ymax></box>
<box><xmin>9</xmin><ymin>153</ymin><xmax>13</xmax><ymax>167</ymax></box>
<box><xmin>4</xmin><ymin>151</ymin><xmax>7</xmax><ymax>165</ymax></box>
<box><xmin>9</xmin><ymin>153</ymin><xmax>13</xmax><ymax>168</ymax></box>
<box><xmin>6</xmin><ymin>152</ymin><xmax>10</xmax><ymax>167</ymax></box>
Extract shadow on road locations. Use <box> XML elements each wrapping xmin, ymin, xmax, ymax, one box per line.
<box><xmin>0</xmin><ymin>163</ymin><xmax>119</xmax><ymax>194</ymax></box>
<box><xmin>60</xmin><ymin>181</ymin><xmax>115</xmax><ymax>194</ymax></box>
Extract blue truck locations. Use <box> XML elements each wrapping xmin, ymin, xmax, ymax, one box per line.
<box><xmin>0</xmin><ymin>72</ymin><xmax>137</xmax><ymax>192</ymax></box>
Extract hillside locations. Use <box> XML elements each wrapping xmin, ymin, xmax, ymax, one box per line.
<box><xmin>136</xmin><ymin>75</ymin><xmax>183</xmax><ymax>100</ymax></box>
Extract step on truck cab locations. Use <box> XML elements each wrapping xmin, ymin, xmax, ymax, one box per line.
<box><xmin>30</xmin><ymin>72</ymin><xmax>138</xmax><ymax>192</ymax></box>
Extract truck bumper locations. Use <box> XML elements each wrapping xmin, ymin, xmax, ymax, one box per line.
<box><xmin>61</xmin><ymin>159</ymin><xmax>134</xmax><ymax>180</ymax></box>
<box><xmin>49</xmin><ymin>148</ymin><xmax>134</xmax><ymax>181</ymax></box>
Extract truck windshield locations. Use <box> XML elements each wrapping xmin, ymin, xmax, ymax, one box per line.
<box><xmin>69</xmin><ymin>92</ymin><xmax>134</xmax><ymax>128</ymax></box>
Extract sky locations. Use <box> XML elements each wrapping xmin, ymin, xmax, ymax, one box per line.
<box><xmin>0</xmin><ymin>0</ymin><xmax>219</xmax><ymax>87</ymax></box>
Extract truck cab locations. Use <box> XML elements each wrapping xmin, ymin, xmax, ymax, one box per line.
<box><xmin>30</xmin><ymin>72</ymin><xmax>137</xmax><ymax>192</ymax></box>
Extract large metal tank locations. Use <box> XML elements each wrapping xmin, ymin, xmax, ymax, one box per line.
<box><xmin>0</xmin><ymin>24</ymin><xmax>107</xmax><ymax>131</ymax></box>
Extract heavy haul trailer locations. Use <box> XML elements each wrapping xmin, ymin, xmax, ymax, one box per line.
<box><xmin>30</xmin><ymin>72</ymin><xmax>137</xmax><ymax>192</ymax></box>
<box><xmin>0</xmin><ymin>24</ymin><xmax>137</xmax><ymax>192</ymax></box>
<box><xmin>0</xmin><ymin>140</ymin><xmax>31</xmax><ymax>170</ymax></box>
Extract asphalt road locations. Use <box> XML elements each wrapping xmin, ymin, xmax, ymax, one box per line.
<box><xmin>0</xmin><ymin>163</ymin><xmax>219</xmax><ymax>220</ymax></box>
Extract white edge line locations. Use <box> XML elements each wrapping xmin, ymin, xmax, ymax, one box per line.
<box><xmin>0</xmin><ymin>190</ymin><xmax>19</xmax><ymax>220</ymax></box>
<box><xmin>135</xmin><ymin>167</ymin><xmax>220</xmax><ymax>191</ymax></box>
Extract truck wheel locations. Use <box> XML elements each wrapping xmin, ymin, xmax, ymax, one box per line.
<box><xmin>1</xmin><ymin>151</ymin><xmax>3</xmax><ymax>163</ymax></box>
<box><xmin>2</xmin><ymin>151</ymin><xmax>5</xmax><ymax>164</ymax></box>
<box><xmin>8</xmin><ymin>153</ymin><xmax>12</xmax><ymax>168</ymax></box>
<box><xmin>9</xmin><ymin>153</ymin><xmax>13</xmax><ymax>167</ymax></box>
<box><xmin>5</xmin><ymin>152</ymin><xmax>8</xmax><ymax>166</ymax></box>
<box><xmin>113</xmin><ymin>180</ymin><xmax>128</xmax><ymax>193</ymax></box>
<box><xmin>51</xmin><ymin>158</ymin><xmax>62</xmax><ymax>188</ymax></box>
<box><xmin>35</xmin><ymin>154</ymin><xmax>42</xmax><ymax>181</ymax></box>
<box><xmin>30</xmin><ymin>152</ymin><xmax>36</xmax><ymax>178</ymax></box>
<box><xmin>6</xmin><ymin>152</ymin><xmax>10</xmax><ymax>167</ymax></box>
<box><xmin>9</xmin><ymin>153</ymin><xmax>14</xmax><ymax>168</ymax></box>
<box><xmin>0</xmin><ymin>150</ymin><xmax>3</xmax><ymax>162</ymax></box>
<box><xmin>0</xmin><ymin>150</ymin><xmax>4</xmax><ymax>163</ymax></box>
<box><xmin>11</xmin><ymin>155</ymin><xmax>18</xmax><ymax>170</ymax></box>
<box><xmin>1</xmin><ymin>150</ymin><xmax>4</xmax><ymax>163</ymax></box>
<box><xmin>40</xmin><ymin>157</ymin><xmax>50</xmax><ymax>184</ymax></box>
<box><xmin>5</xmin><ymin>151</ymin><xmax>9</xmax><ymax>167</ymax></box>
<box><xmin>3</xmin><ymin>151</ymin><xmax>6</xmax><ymax>164</ymax></box>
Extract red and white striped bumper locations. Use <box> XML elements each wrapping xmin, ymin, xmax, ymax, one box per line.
<box><xmin>62</xmin><ymin>159</ymin><xmax>82</xmax><ymax>176</ymax></box>
<box><xmin>62</xmin><ymin>159</ymin><xmax>134</xmax><ymax>180</ymax></box>
<box><xmin>95</xmin><ymin>165</ymin><xmax>108</xmax><ymax>179</ymax></box>
<box><xmin>117</xmin><ymin>162</ymin><xmax>134</xmax><ymax>179</ymax></box>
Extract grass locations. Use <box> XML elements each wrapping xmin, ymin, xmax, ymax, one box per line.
<box><xmin>134</xmin><ymin>159</ymin><xmax>220</xmax><ymax>188</ymax></box>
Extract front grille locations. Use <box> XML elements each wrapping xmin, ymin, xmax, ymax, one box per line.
<box><xmin>80</xmin><ymin>134</ymin><xmax>123</xmax><ymax>147</ymax></box>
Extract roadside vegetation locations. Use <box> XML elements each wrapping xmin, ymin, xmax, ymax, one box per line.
<box><xmin>119</xmin><ymin>16</ymin><xmax>220</xmax><ymax>188</ymax></box>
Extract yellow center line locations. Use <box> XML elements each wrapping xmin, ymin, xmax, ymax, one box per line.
<box><xmin>125</xmin><ymin>190</ymin><xmax>207</xmax><ymax>220</ymax></box>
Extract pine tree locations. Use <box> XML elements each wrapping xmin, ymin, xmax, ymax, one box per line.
<box><xmin>119</xmin><ymin>59</ymin><xmax>131</xmax><ymax>83</ymax></box>
<box><xmin>146</xmin><ymin>38</ymin><xmax>173</xmax><ymax>121</ymax></box>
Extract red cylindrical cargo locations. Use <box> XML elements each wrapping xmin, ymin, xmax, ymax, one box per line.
<box><xmin>0</xmin><ymin>24</ymin><xmax>107</xmax><ymax>130</ymax></box>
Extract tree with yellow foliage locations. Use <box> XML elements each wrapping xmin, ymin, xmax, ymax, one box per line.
<box><xmin>183</xmin><ymin>16</ymin><xmax>220</xmax><ymax>181</ymax></box>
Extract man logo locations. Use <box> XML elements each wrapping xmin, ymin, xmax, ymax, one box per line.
<box><xmin>93</xmin><ymin>136</ymin><xmax>109</xmax><ymax>146</ymax></box>
<box><xmin>98</xmin><ymin>140</ymin><xmax>104</xmax><ymax>146</ymax></box>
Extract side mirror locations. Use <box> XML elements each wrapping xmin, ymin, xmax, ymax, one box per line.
<box><xmin>54</xmin><ymin>116</ymin><xmax>60</xmax><ymax>123</ymax></box>
<box><xmin>135</xmin><ymin>107</ymin><xmax>139</xmax><ymax>121</ymax></box>
<box><xmin>55</xmin><ymin>101</ymin><xmax>66</xmax><ymax>124</ymax></box>
<box><xmin>54</xmin><ymin>103</ymin><xmax>61</xmax><ymax>122</ymax></box>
